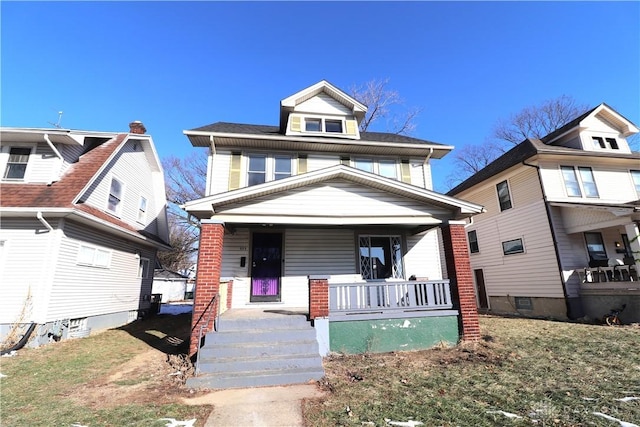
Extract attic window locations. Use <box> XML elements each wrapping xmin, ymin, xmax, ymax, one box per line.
<box><xmin>3</xmin><ymin>147</ymin><xmax>31</xmax><ymax>180</ymax></box>
<box><xmin>592</xmin><ymin>136</ymin><xmax>619</xmax><ymax>150</ymax></box>
<box><xmin>305</xmin><ymin>119</ymin><xmax>322</xmax><ymax>132</ymax></box>
<box><xmin>303</xmin><ymin>117</ymin><xmax>344</xmax><ymax>134</ymax></box>
<box><xmin>325</xmin><ymin>120</ymin><xmax>343</xmax><ymax>133</ymax></box>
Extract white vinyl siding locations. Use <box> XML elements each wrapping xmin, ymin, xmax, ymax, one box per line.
<box><xmin>296</xmin><ymin>93</ymin><xmax>352</xmax><ymax>116</ymax></box>
<box><xmin>47</xmin><ymin>220</ymin><xmax>152</xmax><ymax>321</ymax></box>
<box><xmin>404</xmin><ymin>229</ymin><xmax>444</xmax><ymax>280</ymax></box>
<box><xmin>78</xmin><ymin>140</ymin><xmax>159</xmax><ymax>234</ymax></box>
<box><xmin>285</xmin><ymin>229</ymin><xmax>356</xmax><ymax>276</ymax></box>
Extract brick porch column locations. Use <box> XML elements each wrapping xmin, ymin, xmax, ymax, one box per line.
<box><xmin>309</xmin><ymin>275</ymin><xmax>329</xmax><ymax>320</ymax></box>
<box><xmin>189</xmin><ymin>220</ymin><xmax>225</xmax><ymax>355</ymax></box>
<box><xmin>442</xmin><ymin>221</ymin><xmax>481</xmax><ymax>341</ymax></box>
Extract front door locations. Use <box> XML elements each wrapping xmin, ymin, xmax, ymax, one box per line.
<box><xmin>250</xmin><ymin>232</ymin><xmax>282</xmax><ymax>302</ymax></box>
<box><xmin>474</xmin><ymin>269</ymin><xmax>489</xmax><ymax>310</ymax></box>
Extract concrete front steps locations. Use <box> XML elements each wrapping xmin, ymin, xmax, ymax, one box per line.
<box><xmin>186</xmin><ymin>310</ymin><xmax>324</xmax><ymax>389</ymax></box>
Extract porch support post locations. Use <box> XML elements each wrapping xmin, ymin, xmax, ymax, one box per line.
<box><xmin>309</xmin><ymin>275</ymin><xmax>330</xmax><ymax>320</ymax></box>
<box><xmin>625</xmin><ymin>222</ymin><xmax>640</xmax><ymax>275</ymax></box>
<box><xmin>442</xmin><ymin>221</ymin><xmax>481</xmax><ymax>341</ymax></box>
<box><xmin>189</xmin><ymin>220</ymin><xmax>225</xmax><ymax>355</ymax></box>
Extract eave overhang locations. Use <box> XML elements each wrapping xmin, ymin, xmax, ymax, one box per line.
<box><xmin>182</xmin><ymin>165</ymin><xmax>484</xmax><ymax>224</ymax></box>
<box><xmin>183</xmin><ymin>130</ymin><xmax>453</xmax><ymax>159</ymax></box>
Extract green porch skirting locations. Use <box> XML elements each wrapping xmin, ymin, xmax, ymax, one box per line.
<box><xmin>329</xmin><ymin>315</ymin><xmax>459</xmax><ymax>354</ymax></box>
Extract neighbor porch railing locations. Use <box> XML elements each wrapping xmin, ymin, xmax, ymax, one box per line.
<box><xmin>329</xmin><ymin>280</ymin><xmax>454</xmax><ymax>321</ymax></box>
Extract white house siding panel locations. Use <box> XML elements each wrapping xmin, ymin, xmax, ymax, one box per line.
<box><xmin>210</xmin><ymin>150</ymin><xmax>232</xmax><ymax>195</ymax></box>
<box><xmin>28</xmin><ymin>143</ymin><xmax>61</xmax><ymax>183</ymax></box>
<box><xmin>307</xmin><ymin>155</ymin><xmax>341</xmax><ymax>173</ymax></box>
<box><xmin>285</xmin><ymin>229</ymin><xmax>356</xmax><ymax>276</ymax></box>
<box><xmin>539</xmin><ymin>161</ymin><xmax>637</xmax><ymax>203</ymax></box>
<box><xmin>0</xmin><ymin>218</ymin><xmax>58</xmax><ymax>324</ymax></box>
<box><xmin>221</xmin><ymin>228</ymin><xmax>251</xmax><ymax>278</ymax></box>
<box><xmin>409</xmin><ymin>161</ymin><xmax>427</xmax><ymax>189</ymax></box>
<box><xmin>548</xmin><ymin>206</ymin><xmax>584</xmax><ymax>298</ymax></box>
<box><xmin>218</xmin><ymin>180</ymin><xmax>450</xmax><ymax>218</ymax></box>
<box><xmin>405</xmin><ymin>229</ymin><xmax>444</xmax><ymax>280</ymax></box>
<box><xmin>80</xmin><ymin>140</ymin><xmax>159</xmax><ymax>234</ymax></box>
<box><xmin>295</xmin><ymin>94</ymin><xmax>351</xmax><ymax>116</ymax></box>
<box><xmin>47</xmin><ymin>220</ymin><xmax>147</xmax><ymax>321</ymax></box>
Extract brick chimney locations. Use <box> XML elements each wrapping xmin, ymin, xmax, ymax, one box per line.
<box><xmin>129</xmin><ymin>121</ymin><xmax>147</xmax><ymax>134</ymax></box>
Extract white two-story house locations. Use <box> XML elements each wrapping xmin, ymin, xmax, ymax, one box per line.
<box><xmin>448</xmin><ymin>104</ymin><xmax>640</xmax><ymax>322</ymax></box>
<box><xmin>182</xmin><ymin>81</ymin><xmax>485</xmax><ymax>362</ymax></box>
<box><xmin>0</xmin><ymin>122</ymin><xmax>170</xmax><ymax>349</ymax></box>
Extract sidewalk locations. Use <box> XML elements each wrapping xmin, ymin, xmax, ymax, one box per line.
<box><xmin>182</xmin><ymin>384</ymin><xmax>325</xmax><ymax>427</ymax></box>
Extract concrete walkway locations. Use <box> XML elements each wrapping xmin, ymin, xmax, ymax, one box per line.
<box><xmin>182</xmin><ymin>384</ymin><xmax>325</xmax><ymax>427</ymax></box>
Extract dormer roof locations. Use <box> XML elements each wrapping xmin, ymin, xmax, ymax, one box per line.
<box><xmin>279</xmin><ymin>80</ymin><xmax>367</xmax><ymax>132</ymax></box>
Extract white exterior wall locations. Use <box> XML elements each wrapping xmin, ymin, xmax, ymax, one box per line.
<box><xmin>80</xmin><ymin>140</ymin><xmax>160</xmax><ymax>235</ymax></box>
<box><xmin>539</xmin><ymin>160</ymin><xmax>638</xmax><ymax>204</ymax></box>
<box><xmin>0</xmin><ymin>218</ymin><xmax>61</xmax><ymax>324</ymax></box>
<box><xmin>404</xmin><ymin>229</ymin><xmax>444</xmax><ymax>280</ymax></box>
<box><xmin>48</xmin><ymin>220</ymin><xmax>151</xmax><ymax>321</ymax></box>
<box><xmin>295</xmin><ymin>93</ymin><xmax>352</xmax><ymax>116</ymax></box>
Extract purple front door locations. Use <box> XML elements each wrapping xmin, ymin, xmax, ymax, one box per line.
<box><xmin>250</xmin><ymin>232</ymin><xmax>282</xmax><ymax>302</ymax></box>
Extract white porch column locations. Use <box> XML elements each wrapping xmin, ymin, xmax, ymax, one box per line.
<box><xmin>625</xmin><ymin>222</ymin><xmax>640</xmax><ymax>273</ymax></box>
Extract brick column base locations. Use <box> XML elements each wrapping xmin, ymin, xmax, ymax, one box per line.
<box><xmin>309</xmin><ymin>275</ymin><xmax>329</xmax><ymax>319</ymax></box>
<box><xmin>189</xmin><ymin>220</ymin><xmax>225</xmax><ymax>355</ymax></box>
<box><xmin>442</xmin><ymin>223</ymin><xmax>481</xmax><ymax>341</ymax></box>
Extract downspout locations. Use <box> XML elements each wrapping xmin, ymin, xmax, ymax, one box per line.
<box><xmin>37</xmin><ymin>211</ymin><xmax>54</xmax><ymax>232</ymax></box>
<box><xmin>43</xmin><ymin>134</ymin><xmax>63</xmax><ymax>185</ymax></box>
<box><xmin>423</xmin><ymin>147</ymin><xmax>434</xmax><ymax>189</ymax></box>
<box><xmin>0</xmin><ymin>323</ymin><xmax>37</xmax><ymax>355</ymax></box>
<box><xmin>522</xmin><ymin>160</ymin><xmax>573</xmax><ymax>319</ymax></box>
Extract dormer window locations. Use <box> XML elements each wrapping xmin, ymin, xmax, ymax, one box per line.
<box><xmin>304</xmin><ymin>117</ymin><xmax>344</xmax><ymax>134</ymax></box>
<box><xmin>592</xmin><ymin>136</ymin><xmax>619</xmax><ymax>150</ymax></box>
<box><xmin>305</xmin><ymin>118</ymin><xmax>321</xmax><ymax>132</ymax></box>
<box><xmin>325</xmin><ymin>120</ymin><xmax>343</xmax><ymax>133</ymax></box>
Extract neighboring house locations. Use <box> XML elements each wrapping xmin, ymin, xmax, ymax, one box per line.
<box><xmin>152</xmin><ymin>267</ymin><xmax>191</xmax><ymax>303</ymax></box>
<box><xmin>0</xmin><ymin>122</ymin><xmax>170</xmax><ymax>348</ymax></box>
<box><xmin>448</xmin><ymin>104</ymin><xmax>640</xmax><ymax>322</ymax></box>
<box><xmin>181</xmin><ymin>80</ymin><xmax>485</xmax><ymax>363</ymax></box>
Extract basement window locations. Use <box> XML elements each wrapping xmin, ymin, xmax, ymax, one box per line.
<box><xmin>515</xmin><ymin>297</ymin><xmax>532</xmax><ymax>310</ymax></box>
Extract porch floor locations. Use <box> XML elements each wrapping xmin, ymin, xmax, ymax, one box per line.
<box><xmin>219</xmin><ymin>307</ymin><xmax>309</xmax><ymax>320</ymax></box>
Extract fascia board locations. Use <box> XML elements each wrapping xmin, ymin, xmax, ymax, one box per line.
<box><xmin>183</xmin><ymin>130</ymin><xmax>453</xmax><ymax>154</ymax></box>
<box><xmin>280</xmin><ymin>80</ymin><xmax>367</xmax><ymax>113</ymax></box>
<box><xmin>210</xmin><ymin>214</ymin><xmax>443</xmax><ymax>226</ymax></box>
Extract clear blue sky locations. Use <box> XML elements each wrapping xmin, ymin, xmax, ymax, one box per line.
<box><xmin>2</xmin><ymin>1</ymin><xmax>639</xmax><ymax>192</ymax></box>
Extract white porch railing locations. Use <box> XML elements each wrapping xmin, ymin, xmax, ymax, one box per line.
<box><xmin>329</xmin><ymin>280</ymin><xmax>455</xmax><ymax>321</ymax></box>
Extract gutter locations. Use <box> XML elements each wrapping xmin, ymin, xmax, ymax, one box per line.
<box><xmin>37</xmin><ymin>211</ymin><xmax>54</xmax><ymax>232</ymax></box>
<box><xmin>44</xmin><ymin>133</ymin><xmax>63</xmax><ymax>185</ymax></box>
<box><xmin>522</xmin><ymin>160</ymin><xmax>573</xmax><ymax>318</ymax></box>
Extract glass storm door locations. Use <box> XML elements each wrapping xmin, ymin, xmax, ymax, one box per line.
<box><xmin>250</xmin><ymin>232</ymin><xmax>282</xmax><ymax>302</ymax></box>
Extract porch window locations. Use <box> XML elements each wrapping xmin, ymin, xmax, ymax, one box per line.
<box><xmin>496</xmin><ymin>180</ymin><xmax>512</xmax><ymax>211</ymax></box>
<box><xmin>631</xmin><ymin>170</ymin><xmax>640</xmax><ymax>196</ymax></box>
<box><xmin>584</xmin><ymin>232</ymin><xmax>607</xmax><ymax>264</ymax></box>
<box><xmin>3</xmin><ymin>147</ymin><xmax>31</xmax><ymax>180</ymax></box>
<box><xmin>468</xmin><ymin>230</ymin><xmax>479</xmax><ymax>253</ymax></box>
<box><xmin>359</xmin><ymin>235</ymin><xmax>404</xmax><ymax>280</ymax></box>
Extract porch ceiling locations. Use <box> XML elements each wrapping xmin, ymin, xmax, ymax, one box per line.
<box><xmin>550</xmin><ymin>201</ymin><xmax>640</xmax><ymax>234</ymax></box>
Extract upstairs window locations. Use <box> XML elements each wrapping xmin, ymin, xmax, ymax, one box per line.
<box><xmin>305</xmin><ymin>118</ymin><xmax>322</xmax><ymax>132</ymax></box>
<box><xmin>304</xmin><ymin>117</ymin><xmax>344</xmax><ymax>134</ymax></box>
<box><xmin>247</xmin><ymin>153</ymin><xmax>292</xmax><ymax>187</ymax></box>
<box><xmin>137</xmin><ymin>196</ymin><xmax>148</xmax><ymax>224</ymax></box>
<box><xmin>561</xmin><ymin>166</ymin><xmax>598</xmax><ymax>198</ymax></box>
<box><xmin>496</xmin><ymin>180</ymin><xmax>512</xmax><ymax>211</ymax></box>
<box><xmin>3</xmin><ymin>147</ymin><xmax>31</xmax><ymax>180</ymax></box>
<box><xmin>353</xmin><ymin>158</ymin><xmax>398</xmax><ymax>179</ymax></box>
<box><xmin>468</xmin><ymin>230</ymin><xmax>479</xmax><ymax>254</ymax></box>
<box><xmin>108</xmin><ymin>177</ymin><xmax>124</xmax><ymax>215</ymax></box>
<box><xmin>631</xmin><ymin>170</ymin><xmax>640</xmax><ymax>196</ymax></box>
<box><xmin>325</xmin><ymin>120</ymin><xmax>343</xmax><ymax>133</ymax></box>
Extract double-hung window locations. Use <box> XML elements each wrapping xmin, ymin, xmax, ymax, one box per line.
<box><xmin>592</xmin><ymin>136</ymin><xmax>619</xmax><ymax>150</ymax></box>
<box><xmin>304</xmin><ymin>117</ymin><xmax>344</xmax><ymax>134</ymax></box>
<box><xmin>137</xmin><ymin>196</ymin><xmax>148</xmax><ymax>224</ymax></box>
<box><xmin>247</xmin><ymin>154</ymin><xmax>293</xmax><ymax>187</ymax></box>
<box><xmin>468</xmin><ymin>230</ymin><xmax>479</xmax><ymax>254</ymax></box>
<box><xmin>359</xmin><ymin>235</ymin><xmax>404</xmax><ymax>280</ymax></box>
<box><xmin>77</xmin><ymin>244</ymin><xmax>111</xmax><ymax>268</ymax></box>
<box><xmin>3</xmin><ymin>147</ymin><xmax>31</xmax><ymax>180</ymax></box>
<box><xmin>561</xmin><ymin>166</ymin><xmax>599</xmax><ymax>198</ymax></box>
<box><xmin>108</xmin><ymin>177</ymin><xmax>124</xmax><ymax>215</ymax></box>
<box><xmin>496</xmin><ymin>180</ymin><xmax>512</xmax><ymax>211</ymax></box>
<box><xmin>353</xmin><ymin>158</ymin><xmax>398</xmax><ymax>179</ymax></box>
<box><xmin>631</xmin><ymin>170</ymin><xmax>640</xmax><ymax>196</ymax></box>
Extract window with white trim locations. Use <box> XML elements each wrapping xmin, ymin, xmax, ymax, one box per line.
<box><xmin>108</xmin><ymin>177</ymin><xmax>124</xmax><ymax>215</ymax></box>
<box><xmin>138</xmin><ymin>257</ymin><xmax>150</xmax><ymax>278</ymax></box>
<box><xmin>561</xmin><ymin>166</ymin><xmax>599</xmax><ymax>198</ymax></box>
<box><xmin>246</xmin><ymin>153</ymin><xmax>293</xmax><ymax>186</ymax></box>
<box><xmin>359</xmin><ymin>235</ymin><xmax>404</xmax><ymax>280</ymax></box>
<box><xmin>3</xmin><ymin>147</ymin><xmax>32</xmax><ymax>180</ymax></box>
<box><xmin>592</xmin><ymin>136</ymin><xmax>619</xmax><ymax>150</ymax></box>
<box><xmin>304</xmin><ymin>117</ymin><xmax>345</xmax><ymax>134</ymax></box>
<box><xmin>631</xmin><ymin>170</ymin><xmax>640</xmax><ymax>196</ymax></box>
<box><xmin>77</xmin><ymin>244</ymin><xmax>111</xmax><ymax>268</ymax></box>
<box><xmin>353</xmin><ymin>158</ymin><xmax>398</xmax><ymax>179</ymax></box>
<box><xmin>137</xmin><ymin>196</ymin><xmax>148</xmax><ymax>224</ymax></box>
<box><xmin>496</xmin><ymin>180</ymin><xmax>512</xmax><ymax>211</ymax></box>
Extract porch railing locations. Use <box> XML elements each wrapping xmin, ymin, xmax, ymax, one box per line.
<box><xmin>329</xmin><ymin>280</ymin><xmax>454</xmax><ymax>321</ymax></box>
